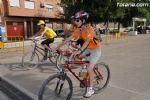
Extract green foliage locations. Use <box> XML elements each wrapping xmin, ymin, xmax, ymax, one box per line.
<box><xmin>61</xmin><ymin>0</ymin><xmax>111</xmax><ymax>23</ymax></box>
<box><xmin>61</xmin><ymin>0</ymin><xmax>150</xmax><ymax>26</ymax></box>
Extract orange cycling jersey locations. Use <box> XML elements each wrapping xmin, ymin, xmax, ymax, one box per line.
<box><xmin>72</xmin><ymin>25</ymin><xmax>100</xmax><ymax>49</ymax></box>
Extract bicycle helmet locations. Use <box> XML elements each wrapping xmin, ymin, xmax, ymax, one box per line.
<box><xmin>71</xmin><ymin>11</ymin><xmax>89</xmax><ymax>21</ymax></box>
<box><xmin>37</xmin><ymin>20</ymin><xmax>45</xmax><ymax>25</ymax></box>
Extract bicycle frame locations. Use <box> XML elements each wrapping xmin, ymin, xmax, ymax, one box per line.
<box><xmin>38</xmin><ymin>51</ymin><xmax>109</xmax><ymax>100</ymax></box>
<box><xmin>62</xmin><ymin>60</ymin><xmax>103</xmax><ymax>87</ymax></box>
<box><xmin>31</xmin><ymin>40</ymin><xmax>51</xmax><ymax>57</ymax></box>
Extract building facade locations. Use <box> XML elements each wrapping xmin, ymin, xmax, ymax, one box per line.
<box><xmin>0</xmin><ymin>0</ymin><xmax>65</xmax><ymax>39</ymax></box>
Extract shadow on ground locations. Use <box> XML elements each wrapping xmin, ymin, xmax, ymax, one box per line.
<box><xmin>0</xmin><ymin>61</ymin><xmax>59</xmax><ymax>73</ymax></box>
<box><xmin>3</xmin><ymin>71</ymin><xmax>86</xmax><ymax>100</ymax></box>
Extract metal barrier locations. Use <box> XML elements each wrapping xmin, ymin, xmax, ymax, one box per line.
<box><xmin>0</xmin><ymin>36</ymin><xmax>24</xmax><ymax>54</ymax></box>
<box><xmin>104</xmin><ymin>31</ymin><xmax>128</xmax><ymax>44</ymax></box>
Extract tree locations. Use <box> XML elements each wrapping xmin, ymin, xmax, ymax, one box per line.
<box><xmin>61</xmin><ymin>0</ymin><xmax>111</xmax><ymax>23</ymax></box>
<box><xmin>61</xmin><ymin>0</ymin><xmax>150</xmax><ymax>27</ymax></box>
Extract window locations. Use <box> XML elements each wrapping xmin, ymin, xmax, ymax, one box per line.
<box><xmin>24</xmin><ymin>1</ymin><xmax>35</xmax><ymax>9</ymax></box>
<box><xmin>9</xmin><ymin>0</ymin><xmax>20</xmax><ymax>7</ymax></box>
<box><xmin>44</xmin><ymin>4</ymin><xmax>53</xmax><ymax>12</ymax></box>
<box><xmin>59</xmin><ymin>7</ymin><xmax>64</xmax><ymax>14</ymax></box>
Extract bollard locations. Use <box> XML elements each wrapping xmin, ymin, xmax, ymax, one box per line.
<box><xmin>104</xmin><ymin>31</ymin><xmax>128</xmax><ymax>45</ymax></box>
<box><xmin>0</xmin><ymin>36</ymin><xmax>4</xmax><ymax>48</ymax></box>
<box><xmin>0</xmin><ymin>36</ymin><xmax>24</xmax><ymax>53</ymax></box>
<box><xmin>0</xmin><ymin>42</ymin><xmax>4</xmax><ymax>49</ymax></box>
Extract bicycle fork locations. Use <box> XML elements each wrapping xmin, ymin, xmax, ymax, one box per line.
<box><xmin>55</xmin><ymin>74</ymin><xmax>66</xmax><ymax>95</ymax></box>
<box><xmin>30</xmin><ymin>51</ymin><xmax>36</xmax><ymax>61</ymax></box>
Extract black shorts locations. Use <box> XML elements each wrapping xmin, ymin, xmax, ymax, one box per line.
<box><xmin>41</xmin><ymin>38</ymin><xmax>54</xmax><ymax>46</ymax></box>
<box><xmin>76</xmin><ymin>38</ymin><xmax>84</xmax><ymax>47</ymax></box>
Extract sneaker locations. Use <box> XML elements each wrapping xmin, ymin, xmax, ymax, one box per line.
<box><xmin>83</xmin><ymin>87</ymin><xmax>95</xmax><ymax>98</ymax></box>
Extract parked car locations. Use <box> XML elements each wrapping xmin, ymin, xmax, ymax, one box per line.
<box><xmin>54</xmin><ymin>28</ymin><xmax>65</xmax><ymax>37</ymax></box>
<box><xmin>124</xmin><ymin>27</ymin><xmax>134</xmax><ymax>32</ymax></box>
<box><xmin>123</xmin><ymin>27</ymin><xmax>138</xmax><ymax>36</ymax></box>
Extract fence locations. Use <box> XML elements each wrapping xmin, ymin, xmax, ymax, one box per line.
<box><xmin>0</xmin><ymin>36</ymin><xmax>24</xmax><ymax>54</ymax></box>
<box><xmin>104</xmin><ymin>31</ymin><xmax>128</xmax><ymax>44</ymax></box>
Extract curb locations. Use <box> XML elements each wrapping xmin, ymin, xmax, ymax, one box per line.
<box><xmin>2</xmin><ymin>37</ymin><xmax>63</xmax><ymax>48</ymax></box>
<box><xmin>0</xmin><ymin>75</ymin><xmax>38</xmax><ymax>100</ymax></box>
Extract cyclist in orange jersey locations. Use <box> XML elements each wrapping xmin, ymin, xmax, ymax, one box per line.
<box><xmin>57</xmin><ymin>11</ymin><xmax>101</xmax><ymax>98</ymax></box>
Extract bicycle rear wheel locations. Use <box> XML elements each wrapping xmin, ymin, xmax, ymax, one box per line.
<box><xmin>38</xmin><ymin>73</ymin><xmax>73</xmax><ymax>100</ymax></box>
<box><xmin>93</xmin><ymin>62</ymin><xmax>110</xmax><ymax>93</ymax></box>
<box><xmin>22</xmin><ymin>51</ymin><xmax>39</xmax><ymax>70</ymax></box>
<box><xmin>48</xmin><ymin>50</ymin><xmax>58</xmax><ymax>64</ymax></box>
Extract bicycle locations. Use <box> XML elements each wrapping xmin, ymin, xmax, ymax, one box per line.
<box><xmin>21</xmin><ymin>39</ymin><xmax>58</xmax><ymax>70</ymax></box>
<box><xmin>56</xmin><ymin>40</ymin><xmax>81</xmax><ymax>71</ymax></box>
<box><xmin>38</xmin><ymin>51</ymin><xmax>110</xmax><ymax>100</ymax></box>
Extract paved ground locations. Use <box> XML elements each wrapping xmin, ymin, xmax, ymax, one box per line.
<box><xmin>0</xmin><ymin>91</ymin><xmax>11</xmax><ymax>100</ymax></box>
<box><xmin>0</xmin><ymin>34</ymin><xmax>150</xmax><ymax>100</ymax></box>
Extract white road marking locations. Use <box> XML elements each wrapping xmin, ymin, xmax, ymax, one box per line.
<box><xmin>108</xmin><ymin>83</ymin><xmax>150</xmax><ymax>98</ymax></box>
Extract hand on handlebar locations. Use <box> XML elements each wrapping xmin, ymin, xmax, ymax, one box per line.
<box><xmin>72</xmin><ymin>50</ymin><xmax>81</xmax><ymax>55</ymax></box>
<box><xmin>56</xmin><ymin>47</ymin><xmax>64</xmax><ymax>54</ymax></box>
<box><xmin>71</xmin><ymin>50</ymin><xmax>82</xmax><ymax>59</ymax></box>
<box><xmin>71</xmin><ymin>50</ymin><xmax>83</xmax><ymax>61</ymax></box>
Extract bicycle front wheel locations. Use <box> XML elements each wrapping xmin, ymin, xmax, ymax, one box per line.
<box><xmin>93</xmin><ymin>62</ymin><xmax>110</xmax><ymax>93</ymax></box>
<box><xmin>38</xmin><ymin>73</ymin><xmax>73</xmax><ymax>100</ymax></box>
<box><xmin>22</xmin><ymin>52</ymin><xmax>39</xmax><ymax>70</ymax></box>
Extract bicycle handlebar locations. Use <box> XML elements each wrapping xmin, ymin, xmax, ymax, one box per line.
<box><xmin>57</xmin><ymin>50</ymin><xmax>90</xmax><ymax>64</ymax></box>
<box><xmin>27</xmin><ymin>39</ymin><xmax>39</xmax><ymax>45</ymax></box>
<box><xmin>28</xmin><ymin>38</ymin><xmax>39</xmax><ymax>41</ymax></box>
<box><xmin>57</xmin><ymin>50</ymin><xmax>90</xmax><ymax>57</ymax></box>
<box><xmin>57</xmin><ymin>50</ymin><xmax>72</xmax><ymax>56</ymax></box>
<box><xmin>28</xmin><ymin>36</ymin><xmax>46</xmax><ymax>42</ymax></box>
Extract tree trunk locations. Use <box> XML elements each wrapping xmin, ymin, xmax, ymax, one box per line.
<box><xmin>118</xmin><ymin>22</ymin><xmax>120</xmax><ymax>30</ymax></box>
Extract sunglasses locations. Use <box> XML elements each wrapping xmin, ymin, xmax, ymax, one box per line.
<box><xmin>73</xmin><ymin>19</ymin><xmax>80</xmax><ymax>22</ymax></box>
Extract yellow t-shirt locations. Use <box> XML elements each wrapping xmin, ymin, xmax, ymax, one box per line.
<box><xmin>44</xmin><ymin>26</ymin><xmax>57</xmax><ymax>38</ymax></box>
<box><xmin>72</xmin><ymin>26</ymin><xmax>100</xmax><ymax>49</ymax></box>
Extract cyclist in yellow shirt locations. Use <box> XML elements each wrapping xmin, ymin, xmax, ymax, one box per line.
<box><xmin>37</xmin><ymin>20</ymin><xmax>57</xmax><ymax>61</ymax></box>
